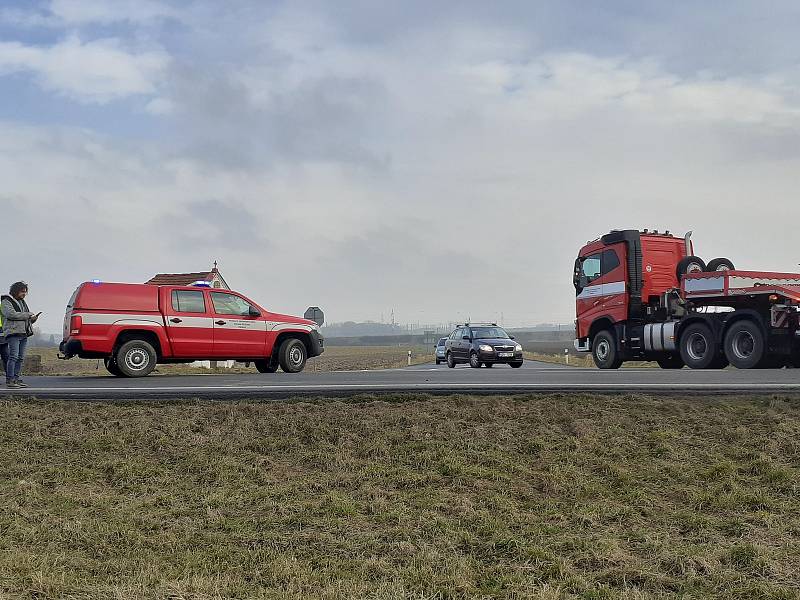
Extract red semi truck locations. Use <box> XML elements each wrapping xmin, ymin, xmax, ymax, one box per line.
<box><xmin>59</xmin><ymin>281</ymin><xmax>323</xmax><ymax>377</ymax></box>
<box><xmin>574</xmin><ymin>230</ymin><xmax>800</xmax><ymax>369</ymax></box>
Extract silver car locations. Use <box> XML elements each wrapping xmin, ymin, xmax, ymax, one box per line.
<box><xmin>434</xmin><ymin>337</ymin><xmax>448</xmax><ymax>364</ymax></box>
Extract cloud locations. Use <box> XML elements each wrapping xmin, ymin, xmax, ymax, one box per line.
<box><xmin>0</xmin><ymin>0</ymin><xmax>176</xmax><ymax>27</ymax></box>
<box><xmin>0</xmin><ymin>34</ymin><xmax>168</xmax><ymax>103</ymax></box>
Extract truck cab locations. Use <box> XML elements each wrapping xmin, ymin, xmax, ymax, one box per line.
<box><xmin>60</xmin><ymin>281</ymin><xmax>323</xmax><ymax>377</ymax></box>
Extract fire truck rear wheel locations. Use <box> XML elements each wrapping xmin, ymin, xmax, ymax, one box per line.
<box><xmin>592</xmin><ymin>330</ymin><xmax>622</xmax><ymax>369</ymax></box>
<box><xmin>724</xmin><ymin>320</ymin><xmax>766</xmax><ymax>369</ymax></box>
<box><xmin>676</xmin><ymin>256</ymin><xmax>707</xmax><ymax>281</ymax></box>
<box><xmin>115</xmin><ymin>339</ymin><xmax>157</xmax><ymax>377</ymax></box>
<box><xmin>706</xmin><ymin>258</ymin><xmax>735</xmax><ymax>272</ymax></box>
<box><xmin>255</xmin><ymin>359</ymin><xmax>279</xmax><ymax>373</ymax></box>
<box><xmin>104</xmin><ymin>357</ymin><xmax>124</xmax><ymax>377</ymax></box>
<box><xmin>679</xmin><ymin>323</ymin><xmax>718</xmax><ymax>369</ymax></box>
<box><xmin>278</xmin><ymin>338</ymin><xmax>307</xmax><ymax>373</ymax></box>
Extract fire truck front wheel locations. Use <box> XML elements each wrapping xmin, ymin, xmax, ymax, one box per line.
<box><xmin>679</xmin><ymin>323</ymin><xmax>720</xmax><ymax>369</ymax></box>
<box><xmin>115</xmin><ymin>339</ymin><xmax>157</xmax><ymax>377</ymax></box>
<box><xmin>278</xmin><ymin>338</ymin><xmax>307</xmax><ymax>373</ymax></box>
<box><xmin>592</xmin><ymin>330</ymin><xmax>622</xmax><ymax>369</ymax></box>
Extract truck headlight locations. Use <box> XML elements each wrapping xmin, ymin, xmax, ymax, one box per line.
<box><xmin>515</xmin><ymin>344</ymin><xmax>523</xmax><ymax>352</ymax></box>
<box><xmin>479</xmin><ymin>344</ymin><xmax>493</xmax><ymax>352</ymax></box>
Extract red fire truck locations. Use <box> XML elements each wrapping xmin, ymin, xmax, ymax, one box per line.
<box><xmin>574</xmin><ymin>230</ymin><xmax>800</xmax><ymax>369</ymax></box>
<box><xmin>59</xmin><ymin>281</ymin><xmax>323</xmax><ymax>377</ymax></box>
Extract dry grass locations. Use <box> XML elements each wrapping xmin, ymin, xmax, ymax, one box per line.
<box><xmin>1</xmin><ymin>393</ymin><xmax>799</xmax><ymax>599</ymax></box>
<box><xmin>29</xmin><ymin>346</ymin><xmax>434</xmax><ymax>376</ymax></box>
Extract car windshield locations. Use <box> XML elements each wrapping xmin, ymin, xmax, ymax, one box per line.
<box><xmin>471</xmin><ymin>327</ymin><xmax>509</xmax><ymax>339</ymax></box>
<box><xmin>437</xmin><ymin>339</ymin><xmax>446</xmax><ymax>347</ymax></box>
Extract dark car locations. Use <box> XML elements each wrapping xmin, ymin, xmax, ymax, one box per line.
<box><xmin>444</xmin><ymin>323</ymin><xmax>523</xmax><ymax>368</ymax></box>
<box><xmin>434</xmin><ymin>337</ymin><xmax>447</xmax><ymax>364</ymax></box>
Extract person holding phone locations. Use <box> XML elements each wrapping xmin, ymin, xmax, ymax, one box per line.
<box><xmin>1</xmin><ymin>282</ymin><xmax>40</xmax><ymax>388</ymax></box>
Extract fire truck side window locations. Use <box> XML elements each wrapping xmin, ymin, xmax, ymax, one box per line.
<box><xmin>581</xmin><ymin>254</ymin><xmax>602</xmax><ymax>283</ymax></box>
<box><xmin>601</xmin><ymin>249</ymin><xmax>620</xmax><ymax>275</ymax></box>
<box><xmin>211</xmin><ymin>292</ymin><xmax>253</xmax><ymax>316</ymax></box>
<box><xmin>172</xmin><ymin>290</ymin><xmax>206</xmax><ymax>313</ymax></box>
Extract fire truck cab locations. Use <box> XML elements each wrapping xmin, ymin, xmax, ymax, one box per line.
<box><xmin>574</xmin><ymin>230</ymin><xmax>800</xmax><ymax>369</ymax></box>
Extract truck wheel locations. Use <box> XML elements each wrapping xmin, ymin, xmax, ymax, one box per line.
<box><xmin>278</xmin><ymin>338</ymin><xmax>307</xmax><ymax>373</ymax></box>
<box><xmin>656</xmin><ymin>354</ymin><xmax>684</xmax><ymax>369</ymax></box>
<box><xmin>255</xmin><ymin>359</ymin><xmax>278</xmax><ymax>373</ymax></box>
<box><xmin>446</xmin><ymin>352</ymin><xmax>456</xmax><ymax>368</ymax></box>
<box><xmin>706</xmin><ymin>258</ymin><xmax>735</xmax><ymax>272</ymax></box>
<box><xmin>592</xmin><ymin>330</ymin><xmax>622</xmax><ymax>369</ymax></box>
<box><xmin>679</xmin><ymin>323</ymin><xmax>718</xmax><ymax>369</ymax></box>
<box><xmin>104</xmin><ymin>357</ymin><xmax>124</xmax><ymax>377</ymax></box>
<box><xmin>469</xmin><ymin>352</ymin><xmax>481</xmax><ymax>368</ymax></box>
<box><xmin>115</xmin><ymin>339</ymin><xmax>157</xmax><ymax>377</ymax></box>
<box><xmin>724</xmin><ymin>320</ymin><xmax>766</xmax><ymax>369</ymax></box>
<box><xmin>676</xmin><ymin>256</ymin><xmax>706</xmax><ymax>281</ymax></box>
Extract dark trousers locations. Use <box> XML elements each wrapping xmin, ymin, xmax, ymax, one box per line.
<box><xmin>0</xmin><ymin>343</ymin><xmax>7</xmax><ymax>374</ymax></box>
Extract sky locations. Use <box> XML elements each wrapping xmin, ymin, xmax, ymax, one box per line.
<box><xmin>3</xmin><ymin>0</ymin><xmax>800</xmax><ymax>333</ymax></box>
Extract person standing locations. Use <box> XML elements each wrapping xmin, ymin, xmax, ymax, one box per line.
<box><xmin>0</xmin><ymin>309</ymin><xmax>8</xmax><ymax>375</ymax></box>
<box><xmin>1</xmin><ymin>282</ymin><xmax>40</xmax><ymax>388</ymax></box>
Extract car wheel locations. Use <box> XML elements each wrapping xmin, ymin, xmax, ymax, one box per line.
<box><xmin>255</xmin><ymin>359</ymin><xmax>279</xmax><ymax>373</ymax></box>
<box><xmin>469</xmin><ymin>352</ymin><xmax>481</xmax><ymax>368</ymax></box>
<box><xmin>592</xmin><ymin>330</ymin><xmax>622</xmax><ymax>369</ymax></box>
<box><xmin>115</xmin><ymin>339</ymin><xmax>157</xmax><ymax>378</ymax></box>
<box><xmin>446</xmin><ymin>352</ymin><xmax>456</xmax><ymax>368</ymax></box>
<box><xmin>679</xmin><ymin>322</ymin><xmax>719</xmax><ymax>369</ymax></box>
<box><xmin>510</xmin><ymin>362</ymin><xmax>523</xmax><ymax>368</ymax></box>
<box><xmin>278</xmin><ymin>338</ymin><xmax>307</xmax><ymax>373</ymax></box>
<box><xmin>104</xmin><ymin>357</ymin><xmax>124</xmax><ymax>377</ymax></box>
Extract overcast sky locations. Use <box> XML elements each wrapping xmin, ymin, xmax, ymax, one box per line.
<box><xmin>3</xmin><ymin>0</ymin><xmax>800</xmax><ymax>333</ymax></box>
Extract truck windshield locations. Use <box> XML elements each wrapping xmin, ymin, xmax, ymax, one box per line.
<box><xmin>471</xmin><ymin>327</ymin><xmax>509</xmax><ymax>339</ymax></box>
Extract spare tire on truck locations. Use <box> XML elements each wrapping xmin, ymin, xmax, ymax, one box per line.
<box><xmin>706</xmin><ymin>258</ymin><xmax>735</xmax><ymax>272</ymax></box>
<box><xmin>676</xmin><ymin>256</ymin><xmax>706</xmax><ymax>281</ymax></box>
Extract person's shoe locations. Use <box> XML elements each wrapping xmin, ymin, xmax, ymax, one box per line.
<box><xmin>14</xmin><ymin>379</ymin><xmax>28</xmax><ymax>388</ymax></box>
<box><xmin>5</xmin><ymin>380</ymin><xmax>21</xmax><ymax>389</ymax></box>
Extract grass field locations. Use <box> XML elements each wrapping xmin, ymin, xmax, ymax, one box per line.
<box><xmin>29</xmin><ymin>345</ymin><xmax>435</xmax><ymax>376</ymax></box>
<box><xmin>1</xmin><ymin>393</ymin><xmax>798</xmax><ymax>599</ymax></box>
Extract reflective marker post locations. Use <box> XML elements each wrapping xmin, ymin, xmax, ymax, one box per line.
<box><xmin>565</xmin><ymin>348</ymin><xmax>570</xmax><ymax>365</ymax></box>
<box><xmin>408</xmin><ymin>350</ymin><xmax>412</xmax><ymax>366</ymax></box>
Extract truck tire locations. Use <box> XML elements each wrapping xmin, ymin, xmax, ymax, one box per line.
<box><xmin>104</xmin><ymin>357</ymin><xmax>124</xmax><ymax>377</ymax></box>
<box><xmin>592</xmin><ymin>330</ymin><xmax>622</xmax><ymax>369</ymax></box>
<box><xmin>679</xmin><ymin>323</ymin><xmax>718</xmax><ymax>369</ymax></box>
<box><xmin>115</xmin><ymin>339</ymin><xmax>157</xmax><ymax>377</ymax></box>
<box><xmin>656</xmin><ymin>354</ymin><xmax>684</xmax><ymax>369</ymax></box>
<box><xmin>676</xmin><ymin>256</ymin><xmax>706</xmax><ymax>281</ymax></box>
<box><xmin>446</xmin><ymin>352</ymin><xmax>456</xmax><ymax>368</ymax></box>
<box><xmin>278</xmin><ymin>338</ymin><xmax>307</xmax><ymax>373</ymax></box>
<box><xmin>255</xmin><ymin>359</ymin><xmax>278</xmax><ymax>373</ymax></box>
<box><xmin>706</xmin><ymin>258</ymin><xmax>735</xmax><ymax>272</ymax></box>
<box><xmin>724</xmin><ymin>319</ymin><xmax>766</xmax><ymax>369</ymax></box>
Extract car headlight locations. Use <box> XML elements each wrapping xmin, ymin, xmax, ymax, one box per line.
<box><xmin>515</xmin><ymin>344</ymin><xmax>523</xmax><ymax>351</ymax></box>
<box><xmin>479</xmin><ymin>344</ymin><xmax>493</xmax><ymax>352</ymax></box>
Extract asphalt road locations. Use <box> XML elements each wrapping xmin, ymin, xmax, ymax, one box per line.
<box><xmin>2</xmin><ymin>359</ymin><xmax>800</xmax><ymax>399</ymax></box>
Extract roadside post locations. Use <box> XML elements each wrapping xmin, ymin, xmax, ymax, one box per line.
<box><xmin>408</xmin><ymin>350</ymin><xmax>412</xmax><ymax>366</ymax></box>
<box><xmin>565</xmin><ymin>348</ymin><xmax>570</xmax><ymax>365</ymax></box>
